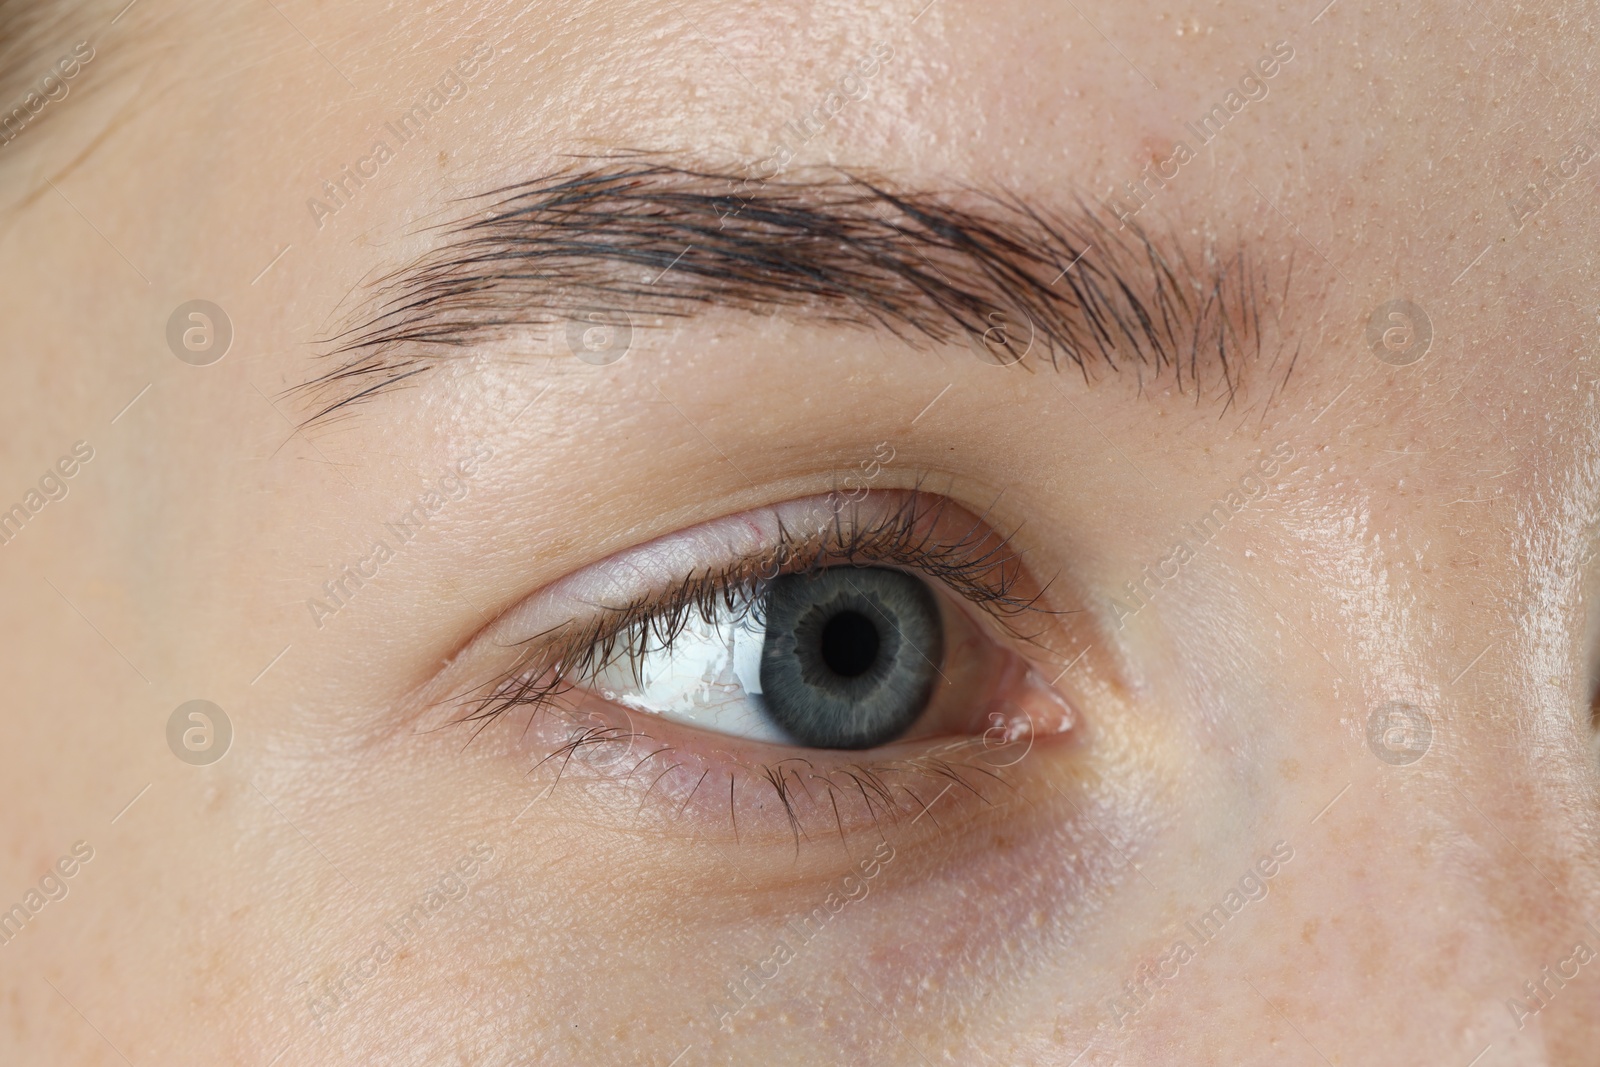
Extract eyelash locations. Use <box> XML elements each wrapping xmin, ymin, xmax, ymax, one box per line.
<box><xmin>452</xmin><ymin>488</ymin><xmax>1054</xmax><ymax>737</ymax></box>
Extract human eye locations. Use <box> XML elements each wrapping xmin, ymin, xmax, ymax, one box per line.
<box><xmin>434</xmin><ymin>487</ymin><xmax>1082</xmax><ymax>840</ymax></box>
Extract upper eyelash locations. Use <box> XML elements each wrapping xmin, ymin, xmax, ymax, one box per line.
<box><xmin>451</xmin><ymin>488</ymin><xmax>1057</xmax><ymax>735</ymax></box>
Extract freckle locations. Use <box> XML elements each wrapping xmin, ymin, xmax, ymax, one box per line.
<box><xmin>1302</xmin><ymin>918</ymin><xmax>1320</xmax><ymax>945</ymax></box>
<box><xmin>438</xmin><ymin>150</ymin><xmax>448</xmax><ymax>166</ymax></box>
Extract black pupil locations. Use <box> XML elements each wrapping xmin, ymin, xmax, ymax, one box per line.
<box><xmin>818</xmin><ymin>609</ymin><xmax>880</xmax><ymax>678</ymax></box>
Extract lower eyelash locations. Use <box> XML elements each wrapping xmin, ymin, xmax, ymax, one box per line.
<box><xmin>453</xmin><ymin>487</ymin><xmax>1057</xmax><ymax>736</ymax></box>
<box><xmin>520</xmin><ymin>703</ymin><xmax>1025</xmax><ymax>849</ymax></box>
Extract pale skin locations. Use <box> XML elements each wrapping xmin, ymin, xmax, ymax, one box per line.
<box><xmin>2</xmin><ymin>0</ymin><xmax>1599</xmax><ymax>1064</ymax></box>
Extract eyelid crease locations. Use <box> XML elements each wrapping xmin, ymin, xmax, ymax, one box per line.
<box><xmin>450</xmin><ymin>488</ymin><xmax>1059</xmax><ymax>737</ymax></box>
<box><xmin>297</xmin><ymin>154</ymin><xmax>1295</xmax><ymax>426</ymax></box>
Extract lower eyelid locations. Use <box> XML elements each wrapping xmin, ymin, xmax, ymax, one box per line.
<box><xmin>477</xmin><ymin>643</ymin><xmax>1084</xmax><ymax>853</ymax></box>
<box><xmin>522</xmin><ymin>705</ymin><xmax>1018</xmax><ymax>846</ymax></box>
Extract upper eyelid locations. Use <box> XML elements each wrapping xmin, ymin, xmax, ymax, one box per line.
<box><xmin>590</xmin><ymin>488</ymin><xmax>1052</xmax><ymax>647</ymax></box>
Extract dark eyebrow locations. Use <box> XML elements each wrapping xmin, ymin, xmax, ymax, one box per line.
<box><xmin>299</xmin><ymin>158</ymin><xmax>1298</xmax><ymax>424</ymax></box>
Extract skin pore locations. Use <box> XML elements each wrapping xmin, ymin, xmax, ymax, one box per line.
<box><xmin>2</xmin><ymin>0</ymin><xmax>1599</xmax><ymax>1063</ymax></box>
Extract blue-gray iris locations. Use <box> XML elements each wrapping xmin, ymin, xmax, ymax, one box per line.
<box><xmin>758</xmin><ymin>566</ymin><xmax>943</xmax><ymax>749</ymax></box>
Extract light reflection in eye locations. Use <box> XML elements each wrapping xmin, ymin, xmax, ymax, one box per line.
<box><xmin>585</xmin><ymin>590</ymin><xmax>789</xmax><ymax>743</ymax></box>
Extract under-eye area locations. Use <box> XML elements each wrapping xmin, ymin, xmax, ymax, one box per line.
<box><xmin>419</xmin><ymin>488</ymin><xmax>1089</xmax><ymax>850</ymax></box>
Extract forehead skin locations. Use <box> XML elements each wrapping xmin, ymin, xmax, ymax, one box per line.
<box><xmin>2</xmin><ymin>0</ymin><xmax>1599</xmax><ymax>1065</ymax></box>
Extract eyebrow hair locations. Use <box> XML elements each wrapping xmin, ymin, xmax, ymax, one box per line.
<box><xmin>300</xmin><ymin>157</ymin><xmax>1297</xmax><ymax>424</ymax></box>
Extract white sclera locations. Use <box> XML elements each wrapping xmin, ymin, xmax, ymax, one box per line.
<box><xmin>584</xmin><ymin>594</ymin><xmax>791</xmax><ymax>744</ymax></box>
